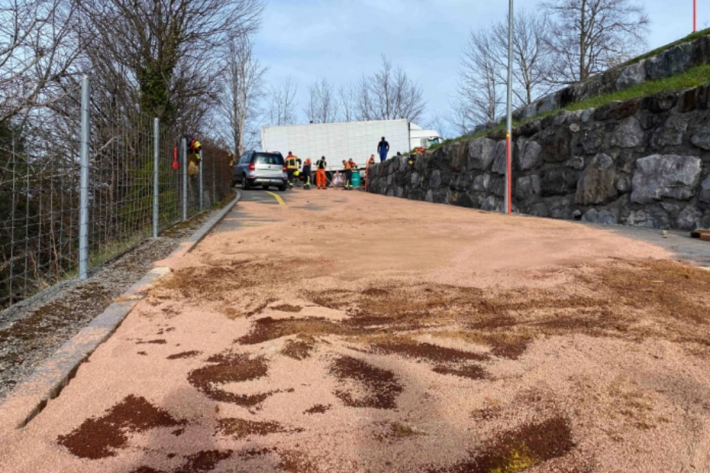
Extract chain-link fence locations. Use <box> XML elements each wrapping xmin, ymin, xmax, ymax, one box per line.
<box><xmin>0</xmin><ymin>78</ymin><xmax>234</xmax><ymax>309</ymax></box>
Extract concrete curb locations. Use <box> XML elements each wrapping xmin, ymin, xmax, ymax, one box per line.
<box><xmin>0</xmin><ymin>192</ymin><xmax>241</xmax><ymax>430</ymax></box>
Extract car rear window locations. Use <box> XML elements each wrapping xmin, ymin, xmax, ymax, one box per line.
<box><xmin>254</xmin><ymin>153</ymin><xmax>284</xmax><ymax>165</ymax></box>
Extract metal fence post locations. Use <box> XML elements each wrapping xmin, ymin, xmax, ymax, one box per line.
<box><xmin>182</xmin><ymin>137</ymin><xmax>187</xmax><ymax>221</ymax></box>
<box><xmin>153</xmin><ymin>118</ymin><xmax>159</xmax><ymax>238</ymax></box>
<box><xmin>79</xmin><ymin>76</ymin><xmax>91</xmax><ymax>280</ymax></box>
<box><xmin>199</xmin><ymin>149</ymin><xmax>204</xmax><ymax>210</ymax></box>
<box><xmin>212</xmin><ymin>153</ymin><xmax>216</xmax><ymax>206</ymax></box>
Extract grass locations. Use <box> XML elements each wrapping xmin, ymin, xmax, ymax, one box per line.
<box><xmin>620</xmin><ymin>27</ymin><xmax>710</xmax><ymax>67</ymax></box>
<box><xmin>429</xmin><ymin>63</ymin><xmax>710</xmax><ymax>150</ymax></box>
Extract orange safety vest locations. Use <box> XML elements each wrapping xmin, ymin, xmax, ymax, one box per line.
<box><xmin>343</xmin><ymin>161</ymin><xmax>352</xmax><ymax>170</ymax></box>
<box><xmin>286</xmin><ymin>155</ymin><xmax>299</xmax><ymax>169</ymax></box>
<box><xmin>304</xmin><ymin>158</ymin><xmax>312</xmax><ymax>167</ymax></box>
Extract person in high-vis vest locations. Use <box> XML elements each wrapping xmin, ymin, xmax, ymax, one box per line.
<box><xmin>285</xmin><ymin>151</ymin><xmax>301</xmax><ymax>188</ymax></box>
<box><xmin>302</xmin><ymin>158</ymin><xmax>312</xmax><ymax>189</ymax></box>
<box><xmin>342</xmin><ymin>160</ymin><xmax>353</xmax><ymax>190</ymax></box>
<box><xmin>187</xmin><ymin>139</ymin><xmax>201</xmax><ymax>177</ymax></box>
<box><xmin>316</xmin><ymin>156</ymin><xmax>327</xmax><ymax>189</ymax></box>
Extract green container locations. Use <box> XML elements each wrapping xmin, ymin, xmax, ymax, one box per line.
<box><xmin>351</xmin><ymin>170</ymin><xmax>361</xmax><ymax>187</ymax></box>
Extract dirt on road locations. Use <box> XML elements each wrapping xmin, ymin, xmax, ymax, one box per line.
<box><xmin>0</xmin><ymin>189</ymin><xmax>709</xmax><ymax>473</ymax></box>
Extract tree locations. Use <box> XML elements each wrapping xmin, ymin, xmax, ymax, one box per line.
<box><xmin>455</xmin><ymin>10</ymin><xmax>554</xmax><ymax>133</ymax></box>
<box><xmin>74</xmin><ymin>0</ymin><xmax>265</xmax><ymax>127</ymax></box>
<box><xmin>338</xmin><ymin>85</ymin><xmax>358</xmax><ymax>122</ymax></box>
<box><xmin>542</xmin><ymin>0</ymin><xmax>649</xmax><ymax>83</ymax></box>
<box><xmin>305</xmin><ymin>78</ymin><xmax>339</xmax><ymax>124</ymax></box>
<box><xmin>456</xmin><ymin>29</ymin><xmax>503</xmax><ymax>129</ymax></box>
<box><xmin>220</xmin><ymin>36</ymin><xmax>267</xmax><ymax>156</ymax></box>
<box><xmin>0</xmin><ymin>0</ymin><xmax>80</xmax><ymax>125</ymax></box>
<box><xmin>267</xmin><ymin>76</ymin><xmax>298</xmax><ymax>126</ymax></box>
<box><xmin>492</xmin><ymin>11</ymin><xmax>555</xmax><ymax>105</ymax></box>
<box><xmin>356</xmin><ymin>56</ymin><xmax>425</xmax><ymax>123</ymax></box>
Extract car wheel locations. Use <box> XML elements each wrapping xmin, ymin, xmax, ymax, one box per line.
<box><xmin>262</xmin><ymin>185</ymin><xmax>270</xmax><ymax>190</ymax></box>
<box><xmin>278</xmin><ymin>185</ymin><xmax>287</xmax><ymax>192</ymax></box>
<box><xmin>242</xmin><ymin>175</ymin><xmax>250</xmax><ymax>190</ymax></box>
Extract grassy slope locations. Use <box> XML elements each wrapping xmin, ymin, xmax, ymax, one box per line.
<box><xmin>430</xmin><ymin>30</ymin><xmax>710</xmax><ymax>150</ymax></box>
<box><xmin>431</xmin><ymin>64</ymin><xmax>710</xmax><ymax>149</ymax></box>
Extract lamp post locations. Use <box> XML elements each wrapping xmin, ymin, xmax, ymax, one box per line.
<box><xmin>504</xmin><ymin>0</ymin><xmax>513</xmax><ymax>215</ymax></box>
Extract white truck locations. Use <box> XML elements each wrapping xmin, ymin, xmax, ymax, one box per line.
<box><xmin>260</xmin><ymin>119</ymin><xmax>441</xmax><ymax>171</ymax></box>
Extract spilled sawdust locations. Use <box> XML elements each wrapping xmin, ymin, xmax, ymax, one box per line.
<box><xmin>57</xmin><ymin>395</ymin><xmax>186</xmax><ymax>459</ymax></box>
<box><xmin>329</xmin><ymin>355</ymin><xmax>404</xmax><ymax>410</ymax></box>
<box><xmin>187</xmin><ymin>352</ymin><xmax>274</xmax><ymax>407</ymax></box>
<box><xmin>216</xmin><ymin>418</ymin><xmax>286</xmax><ymax>439</ymax></box>
<box><xmin>427</xmin><ymin>416</ymin><xmax>574</xmax><ymax>473</ymax></box>
<box><xmin>282</xmin><ymin>335</ymin><xmax>317</xmax><ymax>360</ymax></box>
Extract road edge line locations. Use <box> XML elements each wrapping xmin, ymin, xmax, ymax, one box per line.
<box><xmin>0</xmin><ymin>191</ymin><xmax>242</xmax><ymax>430</ymax></box>
<box><xmin>266</xmin><ymin>191</ymin><xmax>286</xmax><ymax>206</ymax></box>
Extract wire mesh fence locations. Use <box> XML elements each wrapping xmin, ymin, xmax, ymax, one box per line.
<box><xmin>0</xmin><ymin>78</ymin><xmax>234</xmax><ymax>310</ymax></box>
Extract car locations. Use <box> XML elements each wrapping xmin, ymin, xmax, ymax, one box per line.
<box><xmin>232</xmin><ymin>151</ymin><xmax>288</xmax><ymax>191</ymax></box>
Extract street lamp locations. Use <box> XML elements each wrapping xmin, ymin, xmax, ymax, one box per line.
<box><xmin>504</xmin><ymin>0</ymin><xmax>513</xmax><ymax>215</ymax></box>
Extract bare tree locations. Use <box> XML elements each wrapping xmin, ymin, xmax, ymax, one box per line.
<box><xmin>456</xmin><ymin>30</ymin><xmax>502</xmax><ymax>128</ymax></box>
<box><xmin>74</xmin><ymin>0</ymin><xmax>265</xmax><ymax>128</ymax></box>
<box><xmin>356</xmin><ymin>56</ymin><xmax>425</xmax><ymax>123</ymax></box>
<box><xmin>492</xmin><ymin>11</ymin><xmax>555</xmax><ymax>105</ymax></box>
<box><xmin>220</xmin><ymin>36</ymin><xmax>267</xmax><ymax>156</ymax></box>
<box><xmin>0</xmin><ymin>0</ymin><xmax>80</xmax><ymax>124</ymax></box>
<box><xmin>542</xmin><ymin>0</ymin><xmax>649</xmax><ymax>83</ymax></box>
<box><xmin>338</xmin><ymin>85</ymin><xmax>358</xmax><ymax>122</ymax></box>
<box><xmin>305</xmin><ymin>78</ymin><xmax>339</xmax><ymax>124</ymax></box>
<box><xmin>423</xmin><ymin>113</ymin><xmax>449</xmax><ymax>140</ymax></box>
<box><xmin>267</xmin><ymin>76</ymin><xmax>299</xmax><ymax>126</ymax></box>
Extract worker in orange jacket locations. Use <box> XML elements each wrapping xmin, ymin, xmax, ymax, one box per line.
<box><xmin>342</xmin><ymin>160</ymin><xmax>353</xmax><ymax>190</ymax></box>
<box><xmin>316</xmin><ymin>156</ymin><xmax>327</xmax><ymax>189</ymax></box>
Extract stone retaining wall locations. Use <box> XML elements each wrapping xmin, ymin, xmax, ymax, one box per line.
<box><xmin>472</xmin><ymin>33</ymin><xmax>710</xmax><ymax>135</ymax></box>
<box><xmin>367</xmin><ymin>86</ymin><xmax>710</xmax><ymax>231</ymax></box>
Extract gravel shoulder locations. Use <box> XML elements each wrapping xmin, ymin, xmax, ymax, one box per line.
<box><xmin>0</xmin><ymin>204</ymin><xmax>230</xmax><ymax>401</ymax></box>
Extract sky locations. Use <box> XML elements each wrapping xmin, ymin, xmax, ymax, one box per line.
<box><xmin>254</xmin><ymin>0</ymin><xmax>706</xmax><ymax>134</ymax></box>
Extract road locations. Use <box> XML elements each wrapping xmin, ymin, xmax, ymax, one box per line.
<box><xmin>1</xmin><ymin>188</ymin><xmax>710</xmax><ymax>473</ymax></box>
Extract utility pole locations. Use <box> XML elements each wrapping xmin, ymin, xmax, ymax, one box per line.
<box><xmin>504</xmin><ymin>0</ymin><xmax>514</xmax><ymax>215</ymax></box>
<box><xmin>694</xmin><ymin>0</ymin><xmax>697</xmax><ymax>32</ymax></box>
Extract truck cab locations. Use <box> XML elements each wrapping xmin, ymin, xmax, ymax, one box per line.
<box><xmin>409</xmin><ymin>123</ymin><xmax>442</xmax><ymax>151</ymax></box>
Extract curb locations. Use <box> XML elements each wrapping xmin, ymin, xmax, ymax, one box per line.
<box><xmin>0</xmin><ymin>192</ymin><xmax>241</xmax><ymax>430</ymax></box>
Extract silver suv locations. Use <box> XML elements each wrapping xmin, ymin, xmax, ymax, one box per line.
<box><xmin>232</xmin><ymin>151</ymin><xmax>287</xmax><ymax>191</ymax></box>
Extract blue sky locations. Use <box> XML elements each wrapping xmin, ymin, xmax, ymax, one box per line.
<box><xmin>254</xmin><ymin>0</ymin><xmax>705</xmax><ymax>132</ymax></box>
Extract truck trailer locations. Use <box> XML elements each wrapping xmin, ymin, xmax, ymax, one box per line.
<box><xmin>260</xmin><ymin>119</ymin><xmax>441</xmax><ymax>172</ymax></box>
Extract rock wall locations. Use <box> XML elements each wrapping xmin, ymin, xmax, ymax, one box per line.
<box><xmin>472</xmin><ymin>33</ymin><xmax>710</xmax><ymax>135</ymax></box>
<box><xmin>367</xmin><ymin>86</ymin><xmax>710</xmax><ymax>231</ymax></box>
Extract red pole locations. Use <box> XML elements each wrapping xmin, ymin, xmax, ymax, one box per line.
<box><xmin>694</xmin><ymin>0</ymin><xmax>697</xmax><ymax>32</ymax></box>
<box><xmin>506</xmin><ymin>133</ymin><xmax>512</xmax><ymax>215</ymax></box>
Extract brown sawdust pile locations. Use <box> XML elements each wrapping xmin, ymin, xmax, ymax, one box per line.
<box><xmin>282</xmin><ymin>336</ymin><xmax>316</xmax><ymax>360</ymax></box>
<box><xmin>427</xmin><ymin>416</ymin><xmax>574</xmax><ymax>473</ymax></box>
<box><xmin>166</xmin><ymin>350</ymin><xmax>202</xmax><ymax>360</ymax></box>
<box><xmin>329</xmin><ymin>355</ymin><xmax>404</xmax><ymax>410</ymax></box>
<box><xmin>432</xmin><ymin>365</ymin><xmax>488</xmax><ymax>380</ymax></box>
<box><xmin>57</xmin><ymin>395</ymin><xmax>186</xmax><ymax>459</ymax></box>
<box><xmin>304</xmin><ymin>404</ymin><xmax>331</xmax><ymax>414</ymax></box>
<box><xmin>187</xmin><ymin>352</ymin><xmax>274</xmax><ymax>407</ymax></box>
<box><xmin>273</xmin><ymin>304</ymin><xmax>303</xmax><ymax>313</ymax></box>
<box><xmin>216</xmin><ymin>418</ymin><xmax>286</xmax><ymax>440</ymax></box>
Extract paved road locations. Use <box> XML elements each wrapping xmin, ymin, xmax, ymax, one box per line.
<box><xmin>1</xmin><ymin>190</ymin><xmax>709</xmax><ymax>472</ymax></box>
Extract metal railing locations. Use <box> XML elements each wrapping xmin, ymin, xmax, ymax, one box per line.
<box><xmin>0</xmin><ymin>77</ymin><xmax>233</xmax><ymax>308</ymax></box>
